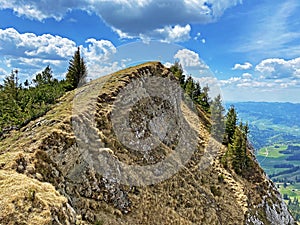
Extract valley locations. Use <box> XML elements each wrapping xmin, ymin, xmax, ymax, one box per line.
<box><xmin>232</xmin><ymin>102</ymin><xmax>300</xmax><ymax>221</ymax></box>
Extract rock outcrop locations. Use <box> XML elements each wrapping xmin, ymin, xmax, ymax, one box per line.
<box><xmin>0</xmin><ymin>62</ymin><xmax>295</xmax><ymax>224</ymax></box>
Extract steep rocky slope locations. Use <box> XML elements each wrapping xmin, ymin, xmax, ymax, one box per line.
<box><xmin>0</xmin><ymin>62</ymin><xmax>295</xmax><ymax>224</ymax></box>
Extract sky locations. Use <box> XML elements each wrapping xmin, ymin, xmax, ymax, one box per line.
<box><xmin>0</xmin><ymin>0</ymin><xmax>300</xmax><ymax>102</ymax></box>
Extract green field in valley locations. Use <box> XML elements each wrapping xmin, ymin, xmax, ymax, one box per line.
<box><xmin>231</xmin><ymin>102</ymin><xmax>300</xmax><ymax>221</ymax></box>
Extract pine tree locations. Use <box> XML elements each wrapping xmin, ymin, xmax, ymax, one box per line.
<box><xmin>66</xmin><ymin>47</ymin><xmax>87</xmax><ymax>90</ymax></box>
<box><xmin>170</xmin><ymin>61</ymin><xmax>185</xmax><ymax>87</ymax></box>
<box><xmin>211</xmin><ymin>94</ymin><xmax>225</xmax><ymax>142</ymax></box>
<box><xmin>198</xmin><ymin>85</ymin><xmax>210</xmax><ymax>113</ymax></box>
<box><xmin>193</xmin><ymin>81</ymin><xmax>202</xmax><ymax>103</ymax></box>
<box><xmin>230</xmin><ymin>126</ymin><xmax>247</xmax><ymax>174</ymax></box>
<box><xmin>225</xmin><ymin>105</ymin><xmax>237</xmax><ymax>144</ymax></box>
<box><xmin>1</xmin><ymin>70</ymin><xmax>22</xmax><ymax>128</ymax></box>
<box><xmin>3</xmin><ymin>70</ymin><xmax>19</xmax><ymax>101</ymax></box>
<box><xmin>33</xmin><ymin>65</ymin><xmax>54</xmax><ymax>86</ymax></box>
<box><xmin>184</xmin><ymin>76</ymin><xmax>194</xmax><ymax>99</ymax></box>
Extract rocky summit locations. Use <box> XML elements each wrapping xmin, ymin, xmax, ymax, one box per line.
<box><xmin>0</xmin><ymin>62</ymin><xmax>296</xmax><ymax>224</ymax></box>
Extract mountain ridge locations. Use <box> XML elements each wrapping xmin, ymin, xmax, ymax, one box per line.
<box><xmin>0</xmin><ymin>62</ymin><xmax>295</xmax><ymax>224</ymax></box>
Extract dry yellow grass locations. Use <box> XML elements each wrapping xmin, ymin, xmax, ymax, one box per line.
<box><xmin>0</xmin><ymin>62</ymin><xmax>295</xmax><ymax>224</ymax></box>
<box><xmin>0</xmin><ymin>170</ymin><xmax>71</xmax><ymax>225</ymax></box>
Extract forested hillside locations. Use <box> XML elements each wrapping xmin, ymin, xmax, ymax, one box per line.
<box><xmin>232</xmin><ymin>101</ymin><xmax>300</xmax><ymax>221</ymax></box>
<box><xmin>0</xmin><ymin>47</ymin><xmax>86</xmax><ymax>137</ymax></box>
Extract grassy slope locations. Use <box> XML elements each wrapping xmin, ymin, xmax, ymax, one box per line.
<box><xmin>0</xmin><ymin>62</ymin><xmax>294</xmax><ymax>224</ymax></box>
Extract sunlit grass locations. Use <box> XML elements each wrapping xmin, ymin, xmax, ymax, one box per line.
<box><xmin>257</xmin><ymin>144</ymin><xmax>287</xmax><ymax>158</ymax></box>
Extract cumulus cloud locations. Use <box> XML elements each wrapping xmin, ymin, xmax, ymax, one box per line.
<box><xmin>0</xmin><ymin>27</ymin><xmax>78</xmax><ymax>80</ymax></box>
<box><xmin>255</xmin><ymin>57</ymin><xmax>300</xmax><ymax>79</ymax></box>
<box><xmin>82</xmin><ymin>38</ymin><xmax>124</xmax><ymax>79</ymax></box>
<box><xmin>220</xmin><ymin>77</ymin><xmax>241</xmax><ymax>86</ymax></box>
<box><xmin>155</xmin><ymin>24</ymin><xmax>191</xmax><ymax>43</ymax></box>
<box><xmin>242</xmin><ymin>73</ymin><xmax>252</xmax><ymax>79</ymax></box>
<box><xmin>174</xmin><ymin>49</ymin><xmax>209</xmax><ymax>71</ymax></box>
<box><xmin>232</xmin><ymin>62</ymin><xmax>252</xmax><ymax>70</ymax></box>
<box><xmin>0</xmin><ymin>28</ymin><xmax>77</xmax><ymax>59</ymax></box>
<box><xmin>220</xmin><ymin>57</ymin><xmax>300</xmax><ymax>91</ymax></box>
<box><xmin>0</xmin><ymin>27</ymin><xmax>120</xmax><ymax>80</ymax></box>
<box><xmin>0</xmin><ymin>0</ymin><xmax>242</xmax><ymax>41</ymax></box>
<box><xmin>0</xmin><ymin>0</ymin><xmax>84</xmax><ymax>21</ymax></box>
<box><xmin>83</xmin><ymin>39</ymin><xmax>117</xmax><ymax>62</ymax></box>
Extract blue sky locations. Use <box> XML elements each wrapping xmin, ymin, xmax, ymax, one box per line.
<box><xmin>0</xmin><ymin>0</ymin><xmax>299</xmax><ymax>102</ymax></box>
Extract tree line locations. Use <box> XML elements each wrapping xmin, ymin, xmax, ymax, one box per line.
<box><xmin>0</xmin><ymin>47</ymin><xmax>86</xmax><ymax>136</ymax></box>
<box><xmin>170</xmin><ymin>62</ymin><xmax>252</xmax><ymax>176</ymax></box>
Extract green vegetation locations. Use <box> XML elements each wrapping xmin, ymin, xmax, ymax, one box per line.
<box><xmin>0</xmin><ymin>67</ymin><xmax>67</xmax><ymax>136</ymax></box>
<box><xmin>221</xmin><ymin>106</ymin><xmax>253</xmax><ymax>176</ymax></box>
<box><xmin>257</xmin><ymin>144</ymin><xmax>300</xmax><ymax>222</ymax></box>
<box><xmin>170</xmin><ymin>62</ymin><xmax>210</xmax><ymax>113</ymax></box>
<box><xmin>233</xmin><ymin>102</ymin><xmax>300</xmax><ymax>222</ymax></box>
<box><xmin>224</xmin><ymin>105</ymin><xmax>237</xmax><ymax>145</ymax></box>
<box><xmin>232</xmin><ymin>102</ymin><xmax>300</xmax><ymax>149</ymax></box>
<box><xmin>285</xmin><ymin>196</ymin><xmax>300</xmax><ymax>221</ymax></box>
<box><xmin>210</xmin><ymin>94</ymin><xmax>225</xmax><ymax>142</ymax></box>
<box><xmin>0</xmin><ymin>48</ymin><xmax>86</xmax><ymax>137</ymax></box>
<box><xmin>65</xmin><ymin>47</ymin><xmax>87</xmax><ymax>90</ymax></box>
<box><xmin>258</xmin><ymin>144</ymin><xmax>286</xmax><ymax>159</ymax></box>
<box><xmin>170</xmin><ymin>64</ymin><xmax>251</xmax><ymax>177</ymax></box>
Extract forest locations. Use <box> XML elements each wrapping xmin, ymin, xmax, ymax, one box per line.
<box><xmin>0</xmin><ymin>47</ymin><xmax>86</xmax><ymax>137</ymax></box>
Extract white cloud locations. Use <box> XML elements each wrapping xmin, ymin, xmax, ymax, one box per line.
<box><xmin>0</xmin><ymin>0</ymin><xmax>242</xmax><ymax>42</ymax></box>
<box><xmin>174</xmin><ymin>49</ymin><xmax>209</xmax><ymax>71</ymax></box>
<box><xmin>220</xmin><ymin>76</ymin><xmax>279</xmax><ymax>89</ymax></box>
<box><xmin>194</xmin><ymin>32</ymin><xmax>202</xmax><ymax>41</ymax></box>
<box><xmin>232</xmin><ymin>62</ymin><xmax>253</xmax><ymax>70</ymax></box>
<box><xmin>0</xmin><ymin>27</ymin><xmax>120</xmax><ymax>81</ymax></box>
<box><xmin>236</xmin><ymin>81</ymin><xmax>276</xmax><ymax>88</ymax></box>
<box><xmin>220</xmin><ymin>77</ymin><xmax>241</xmax><ymax>86</ymax></box>
<box><xmin>155</xmin><ymin>24</ymin><xmax>191</xmax><ymax>43</ymax></box>
<box><xmin>0</xmin><ymin>0</ymin><xmax>83</xmax><ymax>21</ymax></box>
<box><xmin>255</xmin><ymin>57</ymin><xmax>300</xmax><ymax>79</ymax></box>
<box><xmin>0</xmin><ymin>28</ymin><xmax>76</xmax><ymax>59</ymax></box>
<box><xmin>219</xmin><ymin>57</ymin><xmax>300</xmax><ymax>93</ymax></box>
<box><xmin>164</xmin><ymin>62</ymin><xmax>173</xmax><ymax>68</ymax></box>
<box><xmin>83</xmin><ymin>39</ymin><xmax>117</xmax><ymax>62</ymax></box>
<box><xmin>0</xmin><ymin>27</ymin><xmax>78</xmax><ymax>80</ymax></box>
<box><xmin>242</xmin><ymin>73</ymin><xmax>252</xmax><ymax>79</ymax></box>
<box><xmin>82</xmin><ymin>38</ymin><xmax>123</xmax><ymax>79</ymax></box>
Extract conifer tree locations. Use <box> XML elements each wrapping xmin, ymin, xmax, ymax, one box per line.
<box><xmin>33</xmin><ymin>65</ymin><xmax>53</xmax><ymax>86</ymax></box>
<box><xmin>170</xmin><ymin>61</ymin><xmax>185</xmax><ymax>87</ymax></box>
<box><xmin>193</xmin><ymin>81</ymin><xmax>202</xmax><ymax>103</ymax></box>
<box><xmin>66</xmin><ymin>47</ymin><xmax>87</xmax><ymax>90</ymax></box>
<box><xmin>184</xmin><ymin>76</ymin><xmax>195</xmax><ymax>99</ymax></box>
<box><xmin>211</xmin><ymin>94</ymin><xmax>225</xmax><ymax>141</ymax></box>
<box><xmin>2</xmin><ymin>69</ymin><xmax>21</xmax><ymax>103</ymax></box>
<box><xmin>225</xmin><ymin>105</ymin><xmax>237</xmax><ymax>144</ymax></box>
<box><xmin>198</xmin><ymin>85</ymin><xmax>210</xmax><ymax>113</ymax></box>
<box><xmin>230</xmin><ymin>123</ymin><xmax>249</xmax><ymax>175</ymax></box>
